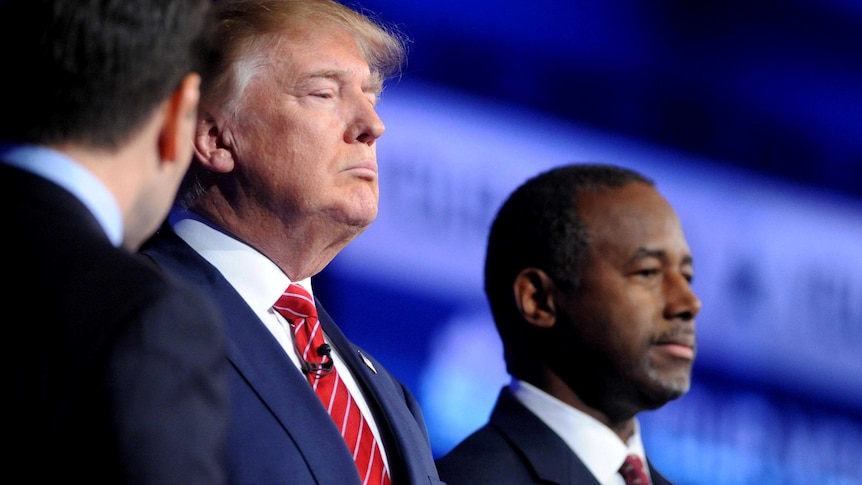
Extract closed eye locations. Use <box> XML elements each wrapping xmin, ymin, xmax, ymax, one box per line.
<box><xmin>633</xmin><ymin>268</ymin><xmax>661</xmax><ymax>278</ymax></box>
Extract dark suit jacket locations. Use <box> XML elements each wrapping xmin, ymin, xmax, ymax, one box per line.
<box><xmin>2</xmin><ymin>163</ymin><xmax>230</xmax><ymax>484</ymax></box>
<box><xmin>436</xmin><ymin>387</ymin><xmax>673</xmax><ymax>485</ymax></box>
<box><xmin>141</xmin><ymin>224</ymin><xmax>445</xmax><ymax>485</ymax></box>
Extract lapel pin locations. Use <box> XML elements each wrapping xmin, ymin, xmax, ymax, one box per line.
<box><xmin>357</xmin><ymin>350</ymin><xmax>378</xmax><ymax>374</ymax></box>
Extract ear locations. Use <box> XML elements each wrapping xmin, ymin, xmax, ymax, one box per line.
<box><xmin>513</xmin><ymin>268</ymin><xmax>558</xmax><ymax>329</ymax></box>
<box><xmin>194</xmin><ymin>111</ymin><xmax>235</xmax><ymax>174</ymax></box>
<box><xmin>158</xmin><ymin>73</ymin><xmax>201</xmax><ymax>164</ymax></box>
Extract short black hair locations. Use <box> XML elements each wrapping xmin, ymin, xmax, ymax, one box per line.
<box><xmin>0</xmin><ymin>0</ymin><xmax>218</xmax><ymax>149</ymax></box>
<box><xmin>484</xmin><ymin>163</ymin><xmax>654</xmax><ymax>374</ymax></box>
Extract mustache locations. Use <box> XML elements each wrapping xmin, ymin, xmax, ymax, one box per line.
<box><xmin>655</xmin><ymin>324</ymin><xmax>696</xmax><ymax>348</ymax></box>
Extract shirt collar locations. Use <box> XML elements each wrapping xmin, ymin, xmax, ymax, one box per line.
<box><xmin>511</xmin><ymin>378</ymin><xmax>648</xmax><ymax>484</ymax></box>
<box><xmin>171</xmin><ymin>209</ymin><xmax>312</xmax><ymax>312</ymax></box>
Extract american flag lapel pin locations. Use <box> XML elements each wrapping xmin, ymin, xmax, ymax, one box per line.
<box><xmin>357</xmin><ymin>350</ymin><xmax>377</xmax><ymax>374</ymax></box>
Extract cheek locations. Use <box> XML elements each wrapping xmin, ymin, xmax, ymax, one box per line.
<box><xmin>270</xmin><ymin>119</ymin><xmax>334</xmax><ymax>174</ymax></box>
<box><xmin>234</xmin><ymin>91</ymin><xmax>309</xmax><ymax>143</ymax></box>
<box><xmin>228</xmin><ymin>113</ymin><xmax>278</xmax><ymax>165</ymax></box>
<box><xmin>233</xmin><ymin>114</ymin><xmax>317</xmax><ymax>176</ymax></box>
<box><xmin>574</xmin><ymin>288</ymin><xmax>650</xmax><ymax>353</ymax></box>
<box><xmin>609</xmin><ymin>292</ymin><xmax>659</xmax><ymax>340</ymax></box>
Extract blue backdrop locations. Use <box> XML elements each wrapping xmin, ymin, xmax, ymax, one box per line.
<box><xmin>318</xmin><ymin>82</ymin><xmax>862</xmax><ymax>485</ymax></box>
<box><xmin>317</xmin><ymin>2</ymin><xmax>862</xmax><ymax>483</ymax></box>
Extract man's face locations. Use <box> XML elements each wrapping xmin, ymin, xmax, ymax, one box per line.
<box><xmin>557</xmin><ymin>182</ymin><xmax>701</xmax><ymax>416</ymax></box>
<box><xmin>220</xmin><ymin>25</ymin><xmax>384</xmax><ymax>237</ymax></box>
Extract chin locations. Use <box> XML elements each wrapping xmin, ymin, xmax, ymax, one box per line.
<box><xmin>646</xmin><ymin>368</ymin><xmax>692</xmax><ymax>402</ymax></box>
<box><xmin>344</xmin><ymin>195</ymin><xmax>378</xmax><ymax>226</ymax></box>
<box><xmin>661</xmin><ymin>378</ymin><xmax>691</xmax><ymax>400</ymax></box>
<box><xmin>346</xmin><ymin>204</ymin><xmax>377</xmax><ymax>226</ymax></box>
<box><xmin>334</xmin><ymin>209</ymin><xmax>376</xmax><ymax>238</ymax></box>
<box><xmin>327</xmin><ymin>182</ymin><xmax>377</xmax><ymax>216</ymax></box>
<box><xmin>639</xmin><ymin>387</ymin><xmax>688</xmax><ymax>411</ymax></box>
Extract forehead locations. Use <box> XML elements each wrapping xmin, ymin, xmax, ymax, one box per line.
<box><xmin>259</xmin><ymin>24</ymin><xmax>375</xmax><ymax>84</ymax></box>
<box><xmin>269</xmin><ymin>23</ymin><xmax>362</xmax><ymax>63</ymax></box>
<box><xmin>577</xmin><ymin>183</ymin><xmax>687</xmax><ymax>253</ymax></box>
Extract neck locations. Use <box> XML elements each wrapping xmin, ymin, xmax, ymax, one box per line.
<box><xmin>526</xmin><ymin>368</ymin><xmax>638</xmax><ymax>443</ymax></box>
<box><xmin>189</xmin><ymin>201</ymin><xmax>360</xmax><ymax>281</ymax></box>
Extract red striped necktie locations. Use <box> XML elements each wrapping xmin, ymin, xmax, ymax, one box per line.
<box><xmin>274</xmin><ymin>284</ymin><xmax>390</xmax><ymax>485</ymax></box>
<box><xmin>619</xmin><ymin>454</ymin><xmax>651</xmax><ymax>485</ymax></box>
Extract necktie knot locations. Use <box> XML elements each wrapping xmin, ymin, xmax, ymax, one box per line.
<box><xmin>619</xmin><ymin>454</ymin><xmax>650</xmax><ymax>485</ymax></box>
<box><xmin>274</xmin><ymin>284</ymin><xmax>317</xmax><ymax>324</ymax></box>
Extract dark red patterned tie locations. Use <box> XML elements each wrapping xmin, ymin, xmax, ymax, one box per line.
<box><xmin>619</xmin><ymin>455</ymin><xmax>651</xmax><ymax>485</ymax></box>
<box><xmin>274</xmin><ymin>284</ymin><xmax>390</xmax><ymax>485</ymax></box>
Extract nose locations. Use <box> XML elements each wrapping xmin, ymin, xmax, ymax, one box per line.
<box><xmin>348</xmin><ymin>98</ymin><xmax>385</xmax><ymax>146</ymax></box>
<box><xmin>664</xmin><ymin>272</ymin><xmax>702</xmax><ymax>322</ymax></box>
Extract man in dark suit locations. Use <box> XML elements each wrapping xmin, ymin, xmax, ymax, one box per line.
<box><xmin>0</xmin><ymin>0</ymin><xmax>229</xmax><ymax>484</ymax></box>
<box><xmin>436</xmin><ymin>164</ymin><xmax>702</xmax><ymax>485</ymax></box>
<box><xmin>141</xmin><ymin>1</ymin><xmax>443</xmax><ymax>484</ymax></box>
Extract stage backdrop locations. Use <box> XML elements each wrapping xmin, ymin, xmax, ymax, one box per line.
<box><xmin>317</xmin><ymin>81</ymin><xmax>862</xmax><ymax>485</ymax></box>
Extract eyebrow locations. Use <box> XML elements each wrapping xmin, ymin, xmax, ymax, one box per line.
<box><xmin>629</xmin><ymin>247</ymin><xmax>694</xmax><ymax>266</ymax></box>
<box><xmin>302</xmin><ymin>68</ymin><xmax>383</xmax><ymax>95</ymax></box>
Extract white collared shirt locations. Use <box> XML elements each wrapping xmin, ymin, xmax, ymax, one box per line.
<box><xmin>511</xmin><ymin>379</ymin><xmax>650</xmax><ymax>485</ymax></box>
<box><xmin>171</xmin><ymin>211</ymin><xmax>389</xmax><ymax>468</ymax></box>
<box><xmin>1</xmin><ymin>143</ymin><xmax>123</xmax><ymax>246</ymax></box>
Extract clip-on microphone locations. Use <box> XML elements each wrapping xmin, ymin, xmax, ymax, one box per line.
<box><xmin>302</xmin><ymin>343</ymin><xmax>334</xmax><ymax>377</ymax></box>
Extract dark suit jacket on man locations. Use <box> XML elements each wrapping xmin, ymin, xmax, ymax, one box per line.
<box><xmin>436</xmin><ymin>386</ymin><xmax>673</xmax><ymax>485</ymax></box>
<box><xmin>141</xmin><ymin>225</ymin><xmax>445</xmax><ymax>485</ymax></box>
<box><xmin>2</xmin><ymin>163</ymin><xmax>229</xmax><ymax>484</ymax></box>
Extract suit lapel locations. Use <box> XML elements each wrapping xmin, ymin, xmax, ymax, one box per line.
<box><xmin>144</xmin><ymin>227</ymin><xmax>441</xmax><ymax>484</ymax></box>
<box><xmin>490</xmin><ymin>387</ymin><xmax>675</xmax><ymax>485</ymax></box>
<box><xmin>314</xmin><ymin>303</ymin><xmax>406</xmax><ymax>456</ymax></box>
<box><xmin>490</xmin><ymin>387</ymin><xmax>601</xmax><ymax>485</ymax></box>
<box><xmin>316</xmin><ymin>302</ymin><xmax>440</xmax><ymax>484</ymax></box>
<box><xmin>142</xmin><ymin>228</ymin><xmax>362</xmax><ymax>484</ymax></box>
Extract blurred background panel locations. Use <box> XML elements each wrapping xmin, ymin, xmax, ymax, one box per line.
<box><xmin>318</xmin><ymin>2</ymin><xmax>862</xmax><ymax>484</ymax></box>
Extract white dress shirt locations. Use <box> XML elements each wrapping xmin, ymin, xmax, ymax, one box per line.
<box><xmin>171</xmin><ymin>210</ymin><xmax>389</xmax><ymax>467</ymax></box>
<box><xmin>511</xmin><ymin>379</ymin><xmax>650</xmax><ymax>485</ymax></box>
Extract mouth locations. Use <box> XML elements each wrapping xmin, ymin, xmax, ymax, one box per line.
<box><xmin>343</xmin><ymin>161</ymin><xmax>378</xmax><ymax>182</ymax></box>
<box><xmin>654</xmin><ymin>334</ymin><xmax>696</xmax><ymax>361</ymax></box>
<box><xmin>654</xmin><ymin>342</ymin><xmax>695</xmax><ymax>361</ymax></box>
